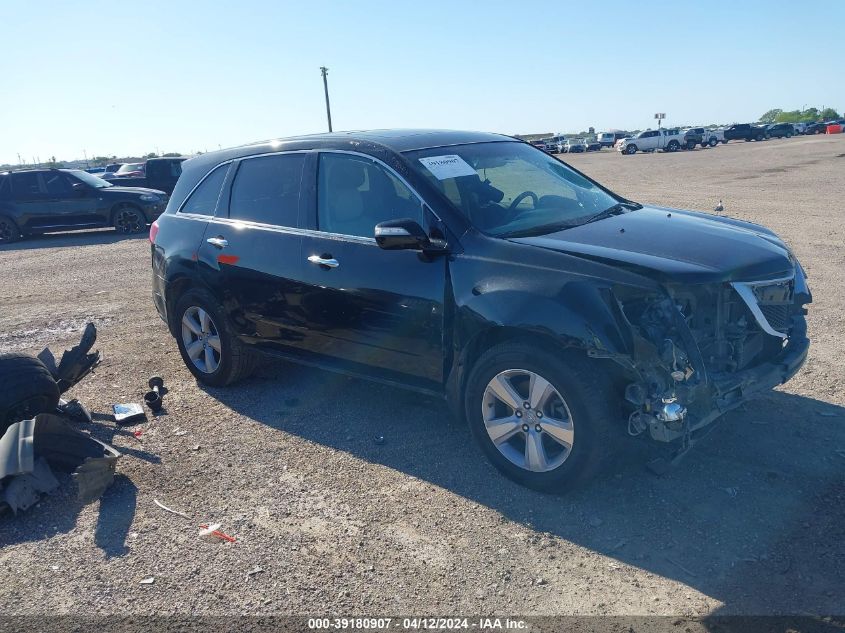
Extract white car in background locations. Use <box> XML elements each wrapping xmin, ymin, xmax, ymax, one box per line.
<box><xmin>617</xmin><ymin>129</ymin><xmax>684</xmax><ymax>154</ymax></box>
<box><xmin>564</xmin><ymin>138</ymin><xmax>587</xmax><ymax>153</ymax></box>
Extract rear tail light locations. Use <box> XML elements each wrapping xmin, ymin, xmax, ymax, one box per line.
<box><xmin>149</xmin><ymin>219</ymin><xmax>160</xmax><ymax>244</ymax></box>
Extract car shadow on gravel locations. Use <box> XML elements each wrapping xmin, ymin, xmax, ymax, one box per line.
<box><xmin>205</xmin><ymin>359</ymin><xmax>845</xmax><ymax>616</ymax></box>
<box><xmin>0</xmin><ymin>229</ymin><xmax>146</xmax><ymax>251</ymax></box>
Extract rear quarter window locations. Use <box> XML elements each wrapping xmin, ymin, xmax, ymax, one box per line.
<box><xmin>0</xmin><ymin>176</ymin><xmax>9</xmax><ymax>199</ymax></box>
<box><xmin>179</xmin><ymin>163</ymin><xmax>230</xmax><ymax>216</ymax></box>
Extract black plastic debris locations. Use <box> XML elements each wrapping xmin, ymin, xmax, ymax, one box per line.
<box><xmin>0</xmin><ymin>413</ymin><xmax>122</xmax><ymax>515</ymax></box>
<box><xmin>37</xmin><ymin>322</ymin><xmax>101</xmax><ymax>394</ymax></box>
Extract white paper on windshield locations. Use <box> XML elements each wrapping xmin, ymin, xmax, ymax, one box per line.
<box><xmin>418</xmin><ymin>155</ymin><xmax>477</xmax><ymax>180</ymax></box>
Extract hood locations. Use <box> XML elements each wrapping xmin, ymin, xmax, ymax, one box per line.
<box><xmin>509</xmin><ymin>206</ymin><xmax>794</xmax><ymax>283</ymax></box>
<box><xmin>100</xmin><ymin>186</ymin><xmax>166</xmax><ymax>197</ymax></box>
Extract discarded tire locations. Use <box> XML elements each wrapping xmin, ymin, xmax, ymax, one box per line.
<box><xmin>0</xmin><ymin>354</ymin><xmax>60</xmax><ymax>433</ymax></box>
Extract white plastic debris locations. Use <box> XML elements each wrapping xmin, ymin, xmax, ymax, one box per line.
<box><xmin>154</xmin><ymin>498</ymin><xmax>189</xmax><ymax>518</ymax></box>
<box><xmin>139</xmin><ymin>577</ymin><xmax>155</xmax><ymax>585</ymax></box>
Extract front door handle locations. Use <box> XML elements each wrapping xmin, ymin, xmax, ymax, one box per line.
<box><xmin>207</xmin><ymin>236</ymin><xmax>228</xmax><ymax>248</ymax></box>
<box><xmin>307</xmin><ymin>254</ymin><xmax>340</xmax><ymax>268</ymax></box>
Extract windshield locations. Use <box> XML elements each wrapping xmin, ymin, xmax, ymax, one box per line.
<box><xmin>407</xmin><ymin>141</ymin><xmax>622</xmax><ymax>237</ymax></box>
<box><xmin>65</xmin><ymin>169</ymin><xmax>112</xmax><ymax>188</ymax></box>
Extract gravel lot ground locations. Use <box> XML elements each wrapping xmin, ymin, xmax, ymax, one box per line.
<box><xmin>0</xmin><ymin>135</ymin><xmax>843</xmax><ymax>619</ymax></box>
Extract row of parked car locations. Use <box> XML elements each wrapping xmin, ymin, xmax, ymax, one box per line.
<box><xmin>532</xmin><ymin>119</ymin><xmax>844</xmax><ymax>157</ymax></box>
<box><xmin>615</xmin><ymin>120</ymin><xmax>844</xmax><ymax>155</ymax></box>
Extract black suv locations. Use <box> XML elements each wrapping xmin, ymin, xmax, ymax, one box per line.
<box><xmin>723</xmin><ymin>123</ymin><xmax>766</xmax><ymax>142</ymax></box>
<box><xmin>765</xmin><ymin>123</ymin><xmax>795</xmax><ymax>139</ymax></box>
<box><xmin>151</xmin><ymin>130</ymin><xmax>811</xmax><ymax>490</ymax></box>
<box><xmin>0</xmin><ymin>168</ymin><xmax>168</xmax><ymax>243</ymax></box>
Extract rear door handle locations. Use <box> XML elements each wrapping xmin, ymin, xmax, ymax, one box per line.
<box><xmin>207</xmin><ymin>237</ymin><xmax>228</xmax><ymax>248</ymax></box>
<box><xmin>307</xmin><ymin>254</ymin><xmax>340</xmax><ymax>268</ymax></box>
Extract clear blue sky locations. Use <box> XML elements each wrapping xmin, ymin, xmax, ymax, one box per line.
<box><xmin>1</xmin><ymin>0</ymin><xmax>843</xmax><ymax>164</ymax></box>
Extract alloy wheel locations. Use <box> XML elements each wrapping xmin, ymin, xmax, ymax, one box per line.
<box><xmin>181</xmin><ymin>306</ymin><xmax>222</xmax><ymax>373</ymax></box>
<box><xmin>482</xmin><ymin>369</ymin><xmax>574</xmax><ymax>473</ymax></box>
<box><xmin>114</xmin><ymin>206</ymin><xmax>143</xmax><ymax>233</ymax></box>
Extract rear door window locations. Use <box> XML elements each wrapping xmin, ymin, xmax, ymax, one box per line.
<box><xmin>0</xmin><ymin>176</ymin><xmax>10</xmax><ymax>199</ymax></box>
<box><xmin>11</xmin><ymin>172</ymin><xmax>43</xmax><ymax>197</ymax></box>
<box><xmin>180</xmin><ymin>163</ymin><xmax>229</xmax><ymax>216</ymax></box>
<box><xmin>229</xmin><ymin>154</ymin><xmax>305</xmax><ymax>227</ymax></box>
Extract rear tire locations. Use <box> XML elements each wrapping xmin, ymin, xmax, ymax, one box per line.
<box><xmin>173</xmin><ymin>289</ymin><xmax>260</xmax><ymax>387</ymax></box>
<box><xmin>709</xmin><ymin>138</ymin><xmax>718</xmax><ymax>147</ymax></box>
<box><xmin>0</xmin><ymin>215</ymin><xmax>20</xmax><ymax>245</ymax></box>
<box><xmin>464</xmin><ymin>343</ymin><xmax>618</xmax><ymax>492</ymax></box>
<box><xmin>0</xmin><ymin>354</ymin><xmax>60</xmax><ymax>434</ymax></box>
<box><xmin>112</xmin><ymin>203</ymin><xmax>146</xmax><ymax>234</ymax></box>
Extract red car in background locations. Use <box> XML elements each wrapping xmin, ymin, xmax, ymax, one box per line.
<box><xmin>114</xmin><ymin>162</ymin><xmax>145</xmax><ymax>178</ymax></box>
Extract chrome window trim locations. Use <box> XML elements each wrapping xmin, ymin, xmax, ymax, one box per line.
<box><xmin>203</xmin><ymin>217</ymin><xmax>378</xmax><ymax>245</ymax></box>
<box><xmin>731</xmin><ymin>273</ymin><xmax>795</xmax><ymax>340</ymax></box>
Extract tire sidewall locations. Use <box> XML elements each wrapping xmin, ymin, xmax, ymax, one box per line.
<box><xmin>0</xmin><ymin>215</ymin><xmax>20</xmax><ymax>244</ymax></box>
<box><xmin>174</xmin><ymin>290</ymin><xmax>239</xmax><ymax>387</ymax></box>
<box><xmin>464</xmin><ymin>347</ymin><xmax>605</xmax><ymax>491</ymax></box>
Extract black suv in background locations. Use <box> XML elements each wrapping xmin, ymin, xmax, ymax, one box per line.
<box><xmin>0</xmin><ymin>168</ymin><xmax>167</xmax><ymax>243</ymax></box>
<box><xmin>151</xmin><ymin>130</ymin><xmax>810</xmax><ymax>490</ymax></box>
<box><xmin>723</xmin><ymin>123</ymin><xmax>766</xmax><ymax>142</ymax></box>
<box><xmin>765</xmin><ymin>123</ymin><xmax>795</xmax><ymax>139</ymax></box>
<box><xmin>110</xmin><ymin>157</ymin><xmax>187</xmax><ymax>194</ymax></box>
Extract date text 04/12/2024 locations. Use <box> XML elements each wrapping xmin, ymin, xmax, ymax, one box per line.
<box><xmin>307</xmin><ymin>617</ymin><xmax>528</xmax><ymax>630</ymax></box>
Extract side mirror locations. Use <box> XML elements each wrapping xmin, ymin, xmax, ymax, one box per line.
<box><xmin>374</xmin><ymin>218</ymin><xmax>432</xmax><ymax>251</ymax></box>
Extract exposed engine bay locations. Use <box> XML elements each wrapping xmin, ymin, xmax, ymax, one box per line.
<box><xmin>608</xmin><ymin>264</ymin><xmax>811</xmax><ymax>457</ymax></box>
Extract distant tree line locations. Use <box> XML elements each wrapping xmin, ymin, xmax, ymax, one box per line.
<box><xmin>759</xmin><ymin>107</ymin><xmax>841</xmax><ymax>124</ymax></box>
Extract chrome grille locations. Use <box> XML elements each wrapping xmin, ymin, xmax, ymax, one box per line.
<box><xmin>731</xmin><ymin>274</ymin><xmax>795</xmax><ymax>340</ymax></box>
<box><xmin>758</xmin><ymin>303</ymin><xmax>790</xmax><ymax>333</ymax></box>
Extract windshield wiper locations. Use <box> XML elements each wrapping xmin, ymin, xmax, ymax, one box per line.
<box><xmin>498</xmin><ymin>220</ymin><xmax>581</xmax><ymax>238</ymax></box>
<box><xmin>578</xmin><ymin>201</ymin><xmax>641</xmax><ymax>226</ymax></box>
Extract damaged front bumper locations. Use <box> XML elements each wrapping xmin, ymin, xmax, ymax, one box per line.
<box><xmin>610</xmin><ymin>265</ymin><xmax>812</xmax><ymax>446</ymax></box>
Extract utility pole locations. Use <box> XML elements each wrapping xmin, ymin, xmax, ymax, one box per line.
<box><xmin>320</xmin><ymin>66</ymin><xmax>333</xmax><ymax>132</ymax></box>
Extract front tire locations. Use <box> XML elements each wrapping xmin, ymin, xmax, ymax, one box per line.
<box><xmin>112</xmin><ymin>204</ymin><xmax>147</xmax><ymax>234</ymax></box>
<box><xmin>464</xmin><ymin>343</ymin><xmax>617</xmax><ymax>491</ymax></box>
<box><xmin>625</xmin><ymin>144</ymin><xmax>637</xmax><ymax>154</ymax></box>
<box><xmin>709</xmin><ymin>138</ymin><xmax>718</xmax><ymax>147</ymax></box>
<box><xmin>174</xmin><ymin>289</ymin><xmax>260</xmax><ymax>386</ymax></box>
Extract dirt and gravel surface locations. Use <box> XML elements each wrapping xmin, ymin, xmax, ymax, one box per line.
<box><xmin>0</xmin><ymin>135</ymin><xmax>843</xmax><ymax>619</ymax></box>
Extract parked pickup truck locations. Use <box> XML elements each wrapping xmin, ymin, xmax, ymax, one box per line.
<box><xmin>723</xmin><ymin>123</ymin><xmax>766</xmax><ymax>142</ymax></box>
<box><xmin>108</xmin><ymin>157</ymin><xmax>187</xmax><ymax>194</ymax></box>
<box><xmin>617</xmin><ymin>129</ymin><xmax>684</xmax><ymax>154</ymax></box>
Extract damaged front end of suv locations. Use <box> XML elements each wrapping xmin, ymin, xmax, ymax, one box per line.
<box><xmin>605</xmin><ymin>264</ymin><xmax>811</xmax><ymax>467</ymax></box>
